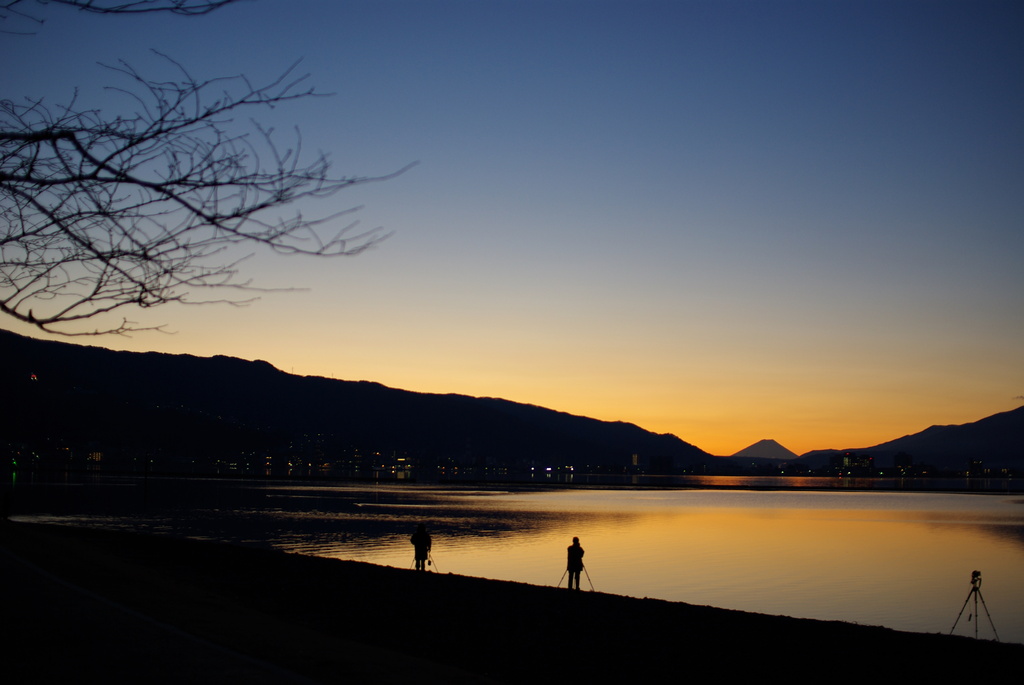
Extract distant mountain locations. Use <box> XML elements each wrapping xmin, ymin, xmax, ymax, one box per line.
<box><xmin>731</xmin><ymin>439</ymin><xmax>799</xmax><ymax>461</ymax></box>
<box><xmin>0</xmin><ymin>330</ymin><xmax>711</xmax><ymax>473</ymax></box>
<box><xmin>799</xmin><ymin>407</ymin><xmax>1024</xmax><ymax>470</ymax></box>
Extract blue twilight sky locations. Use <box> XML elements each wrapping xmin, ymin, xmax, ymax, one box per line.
<box><xmin>3</xmin><ymin>0</ymin><xmax>1023</xmax><ymax>455</ymax></box>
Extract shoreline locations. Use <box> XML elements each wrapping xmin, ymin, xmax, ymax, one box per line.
<box><xmin>2</xmin><ymin>520</ymin><xmax>1021</xmax><ymax>683</ymax></box>
<box><xmin>7</xmin><ymin>467</ymin><xmax>1023</xmax><ymax>495</ymax></box>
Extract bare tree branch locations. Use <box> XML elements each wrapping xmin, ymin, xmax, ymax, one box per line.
<box><xmin>1</xmin><ymin>55</ymin><xmax>413</xmax><ymax>335</ymax></box>
<box><xmin>1</xmin><ymin>1</ymin><xmax>412</xmax><ymax>335</ymax></box>
<box><xmin>2</xmin><ymin>0</ymin><xmax>239</xmax><ymax>19</ymax></box>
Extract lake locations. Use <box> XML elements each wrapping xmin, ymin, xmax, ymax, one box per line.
<box><xmin>9</xmin><ymin>474</ymin><xmax>1023</xmax><ymax>644</ymax></box>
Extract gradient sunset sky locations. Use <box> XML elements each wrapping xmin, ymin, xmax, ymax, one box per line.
<box><xmin>5</xmin><ymin>0</ymin><xmax>1022</xmax><ymax>456</ymax></box>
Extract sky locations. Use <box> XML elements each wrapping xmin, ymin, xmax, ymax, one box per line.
<box><xmin>3</xmin><ymin>0</ymin><xmax>1022</xmax><ymax>456</ymax></box>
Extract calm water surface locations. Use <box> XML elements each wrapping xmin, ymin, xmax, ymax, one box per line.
<box><xmin>11</xmin><ymin>475</ymin><xmax>1023</xmax><ymax>643</ymax></box>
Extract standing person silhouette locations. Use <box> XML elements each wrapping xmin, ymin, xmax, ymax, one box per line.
<box><xmin>411</xmin><ymin>523</ymin><xmax>432</xmax><ymax>571</ymax></box>
<box><xmin>566</xmin><ymin>536</ymin><xmax>584</xmax><ymax>590</ymax></box>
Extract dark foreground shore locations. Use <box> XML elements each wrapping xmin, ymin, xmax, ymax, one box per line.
<box><xmin>2</xmin><ymin>521</ymin><xmax>1020</xmax><ymax>683</ymax></box>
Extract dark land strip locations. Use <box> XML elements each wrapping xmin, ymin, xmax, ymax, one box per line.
<box><xmin>2</xmin><ymin>521</ymin><xmax>1019</xmax><ymax>683</ymax></box>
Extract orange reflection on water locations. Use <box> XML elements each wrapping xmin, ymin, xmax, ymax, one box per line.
<box><xmin>298</xmin><ymin>487</ymin><xmax>1021</xmax><ymax>642</ymax></box>
<box><xmin>412</xmin><ymin>490</ymin><xmax>1022</xmax><ymax>642</ymax></box>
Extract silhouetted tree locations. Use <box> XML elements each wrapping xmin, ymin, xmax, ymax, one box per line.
<box><xmin>1</xmin><ymin>0</ymin><xmax>405</xmax><ymax>335</ymax></box>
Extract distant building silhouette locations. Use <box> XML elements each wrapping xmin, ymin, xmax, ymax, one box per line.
<box><xmin>830</xmin><ymin>452</ymin><xmax>874</xmax><ymax>476</ymax></box>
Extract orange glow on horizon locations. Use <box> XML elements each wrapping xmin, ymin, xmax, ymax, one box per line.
<box><xmin>6</xmin><ymin>312</ymin><xmax>1019</xmax><ymax>459</ymax></box>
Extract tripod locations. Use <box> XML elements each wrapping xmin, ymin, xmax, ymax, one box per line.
<box><xmin>949</xmin><ymin>570</ymin><xmax>1000</xmax><ymax>641</ymax></box>
<box><xmin>582</xmin><ymin>564</ymin><xmax>595</xmax><ymax>591</ymax></box>
<box><xmin>558</xmin><ymin>565</ymin><xmax>595</xmax><ymax>591</ymax></box>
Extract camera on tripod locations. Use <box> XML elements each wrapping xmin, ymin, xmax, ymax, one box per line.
<box><xmin>951</xmin><ymin>569</ymin><xmax>999</xmax><ymax>641</ymax></box>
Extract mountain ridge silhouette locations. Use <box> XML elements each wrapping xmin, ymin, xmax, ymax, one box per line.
<box><xmin>1</xmin><ymin>329</ymin><xmax>710</xmax><ymax>472</ymax></box>
<box><xmin>798</xmin><ymin>406</ymin><xmax>1024</xmax><ymax>469</ymax></box>
<box><xmin>4</xmin><ymin>329</ymin><xmax>1019</xmax><ymax>473</ymax></box>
